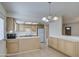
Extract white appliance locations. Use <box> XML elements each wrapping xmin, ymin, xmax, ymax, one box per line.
<box><xmin>0</xmin><ymin>18</ymin><xmax>4</xmax><ymax>40</ymax></box>
<box><xmin>38</xmin><ymin>29</ymin><xmax>45</xmax><ymax>43</ymax></box>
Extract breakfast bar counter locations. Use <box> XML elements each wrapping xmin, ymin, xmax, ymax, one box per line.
<box><xmin>48</xmin><ymin>35</ymin><xmax>79</xmax><ymax>57</ymax></box>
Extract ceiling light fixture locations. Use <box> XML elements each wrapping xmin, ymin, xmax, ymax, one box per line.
<box><xmin>25</xmin><ymin>22</ymin><xmax>32</xmax><ymax>24</ymax></box>
<box><xmin>42</xmin><ymin>2</ymin><xmax>58</xmax><ymax>22</ymax></box>
<box><xmin>16</xmin><ymin>20</ymin><xmax>24</xmax><ymax>24</ymax></box>
<box><xmin>53</xmin><ymin>16</ymin><xmax>58</xmax><ymax>20</ymax></box>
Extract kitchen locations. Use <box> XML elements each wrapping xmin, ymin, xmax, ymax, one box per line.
<box><xmin>6</xmin><ymin>17</ymin><xmax>48</xmax><ymax>56</ymax></box>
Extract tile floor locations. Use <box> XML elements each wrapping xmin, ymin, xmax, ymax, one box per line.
<box><xmin>10</xmin><ymin>43</ymin><xmax>68</xmax><ymax>57</ymax></box>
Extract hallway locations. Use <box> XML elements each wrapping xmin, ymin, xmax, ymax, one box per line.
<box><xmin>10</xmin><ymin>43</ymin><xmax>67</xmax><ymax>57</ymax></box>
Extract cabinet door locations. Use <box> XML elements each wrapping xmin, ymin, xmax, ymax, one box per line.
<box><xmin>52</xmin><ymin>38</ymin><xmax>58</xmax><ymax>49</ymax></box>
<box><xmin>19</xmin><ymin>24</ymin><xmax>24</xmax><ymax>32</ymax></box>
<box><xmin>19</xmin><ymin>38</ymin><xmax>40</xmax><ymax>52</ymax></box>
<box><xmin>6</xmin><ymin>17</ymin><xmax>15</xmax><ymax>32</ymax></box>
<box><xmin>75</xmin><ymin>42</ymin><xmax>79</xmax><ymax>56</ymax></box>
<box><xmin>6</xmin><ymin>40</ymin><xmax>19</xmax><ymax>54</ymax></box>
<box><xmin>64</xmin><ymin>40</ymin><xmax>75</xmax><ymax>56</ymax></box>
<box><xmin>48</xmin><ymin>37</ymin><xmax>58</xmax><ymax>49</ymax></box>
<box><xmin>19</xmin><ymin>39</ymin><xmax>30</xmax><ymax>51</ymax></box>
<box><xmin>48</xmin><ymin>37</ymin><xmax>54</xmax><ymax>47</ymax></box>
<box><xmin>58</xmin><ymin>39</ymin><xmax>65</xmax><ymax>53</ymax></box>
<box><xmin>31</xmin><ymin>25</ymin><xmax>37</xmax><ymax>32</ymax></box>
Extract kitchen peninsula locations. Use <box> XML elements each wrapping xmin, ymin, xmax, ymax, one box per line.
<box><xmin>48</xmin><ymin>35</ymin><xmax>79</xmax><ymax>57</ymax></box>
<box><xmin>6</xmin><ymin>36</ymin><xmax>41</xmax><ymax>56</ymax></box>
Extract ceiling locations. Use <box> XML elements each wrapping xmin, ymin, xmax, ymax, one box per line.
<box><xmin>1</xmin><ymin>2</ymin><xmax>79</xmax><ymax>22</ymax></box>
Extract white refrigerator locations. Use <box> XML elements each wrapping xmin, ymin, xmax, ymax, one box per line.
<box><xmin>38</xmin><ymin>28</ymin><xmax>45</xmax><ymax>43</ymax></box>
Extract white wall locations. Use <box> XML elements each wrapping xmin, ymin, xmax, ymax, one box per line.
<box><xmin>63</xmin><ymin>16</ymin><xmax>79</xmax><ymax>24</ymax></box>
<box><xmin>0</xmin><ymin>18</ymin><xmax>4</xmax><ymax>40</ymax></box>
<box><xmin>0</xmin><ymin>3</ymin><xmax>6</xmax><ymax>57</ymax></box>
<box><xmin>49</xmin><ymin>16</ymin><xmax>62</xmax><ymax>36</ymax></box>
<box><xmin>64</xmin><ymin>22</ymin><xmax>79</xmax><ymax>36</ymax></box>
<box><xmin>0</xmin><ymin>3</ymin><xmax>6</xmax><ymax>16</ymax></box>
<box><xmin>0</xmin><ymin>41</ymin><xmax>6</xmax><ymax>56</ymax></box>
<box><xmin>63</xmin><ymin>16</ymin><xmax>79</xmax><ymax>36</ymax></box>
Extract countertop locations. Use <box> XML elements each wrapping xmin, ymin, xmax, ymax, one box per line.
<box><xmin>50</xmin><ymin>35</ymin><xmax>79</xmax><ymax>42</ymax></box>
<box><xmin>7</xmin><ymin>36</ymin><xmax>40</xmax><ymax>40</ymax></box>
<box><xmin>16</xmin><ymin>36</ymin><xmax>39</xmax><ymax>39</ymax></box>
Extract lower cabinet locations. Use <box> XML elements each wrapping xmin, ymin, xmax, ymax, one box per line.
<box><xmin>48</xmin><ymin>37</ymin><xmax>79</xmax><ymax>57</ymax></box>
<box><xmin>19</xmin><ymin>38</ymin><xmax>40</xmax><ymax>52</ymax></box>
<box><xmin>6</xmin><ymin>38</ymin><xmax>41</xmax><ymax>54</ymax></box>
<box><xmin>6</xmin><ymin>40</ymin><xmax>19</xmax><ymax>53</ymax></box>
<box><xmin>58</xmin><ymin>39</ymin><xmax>65</xmax><ymax>53</ymax></box>
<box><xmin>48</xmin><ymin>37</ymin><xmax>58</xmax><ymax>49</ymax></box>
<box><xmin>48</xmin><ymin>37</ymin><xmax>53</xmax><ymax>47</ymax></box>
<box><xmin>64</xmin><ymin>40</ymin><xmax>75</xmax><ymax>56</ymax></box>
<box><xmin>76</xmin><ymin>42</ymin><xmax>79</xmax><ymax>56</ymax></box>
<box><xmin>52</xmin><ymin>38</ymin><xmax>58</xmax><ymax>49</ymax></box>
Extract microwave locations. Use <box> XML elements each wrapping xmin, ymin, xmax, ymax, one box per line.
<box><xmin>7</xmin><ymin>34</ymin><xmax>16</xmax><ymax>39</ymax></box>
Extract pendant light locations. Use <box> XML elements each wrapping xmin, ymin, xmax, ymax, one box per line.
<box><xmin>53</xmin><ymin>16</ymin><xmax>58</xmax><ymax>20</ymax></box>
<box><xmin>42</xmin><ymin>2</ymin><xmax>58</xmax><ymax>22</ymax></box>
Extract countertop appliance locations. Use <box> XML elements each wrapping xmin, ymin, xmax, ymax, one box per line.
<box><xmin>7</xmin><ymin>33</ymin><xmax>16</xmax><ymax>39</ymax></box>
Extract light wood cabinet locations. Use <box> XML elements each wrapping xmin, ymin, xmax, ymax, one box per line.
<box><xmin>48</xmin><ymin>37</ymin><xmax>79</xmax><ymax>57</ymax></box>
<box><xmin>24</xmin><ymin>24</ymin><xmax>31</xmax><ymax>32</ymax></box>
<box><xmin>19</xmin><ymin>39</ymin><xmax>32</xmax><ymax>51</ymax></box>
<box><xmin>18</xmin><ymin>24</ymin><xmax>24</xmax><ymax>32</ymax></box>
<box><xmin>6</xmin><ymin>17</ymin><xmax>15</xmax><ymax>32</ymax></box>
<box><xmin>58</xmin><ymin>39</ymin><xmax>65</xmax><ymax>53</ymax></box>
<box><xmin>64</xmin><ymin>40</ymin><xmax>75</xmax><ymax>56</ymax></box>
<box><xmin>19</xmin><ymin>38</ymin><xmax>40</xmax><ymax>52</ymax></box>
<box><xmin>75</xmin><ymin>42</ymin><xmax>79</xmax><ymax>56</ymax></box>
<box><xmin>15</xmin><ymin>23</ymin><xmax>19</xmax><ymax>32</ymax></box>
<box><xmin>48</xmin><ymin>37</ymin><xmax>58</xmax><ymax>49</ymax></box>
<box><xmin>52</xmin><ymin>38</ymin><xmax>58</xmax><ymax>49</ymax></box>
<box><xmin>6</xmin><ymin>37</ymin><xmax>41</xmax><ymax>54</ymax></box>
<box><xmin>31</xmin><ymin>25</ymin><xmax>37</xmax><ymax>32</ymax></box>
<box><xmin>48</xmin><ymin>37</ymin><xmax>54</xmax><ymax>47</ymax></box>
<box><xmin>15</xmin><ymin>24</ymin><xmax>37</xmax><ymax>32</ymax></box>
<box><xmin>6</xmin><ymin>40</ymin><xmax>19</xmax><ymax>54</ymax></box>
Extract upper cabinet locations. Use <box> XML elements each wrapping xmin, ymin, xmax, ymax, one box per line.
<box><xmin>37</xmin><ymin>24</ymin><xmax>44</xmax><ymax>28</ymax></box>
<box><xmin>18</xmin><ymin>24</ymin><xmax>25</xmax><ymax>32</ymax></box>
<box><xmin>24</xmin><ymin>24</ymin><xmax>31</xmax><ymax>32</ymax></box>
<box><xmin>15</xmin><ymin>23</ymin><xmax>37</xmax><ymax>33</ymax></box>
<box><xmin>6</xmin><ymin>17</ymin><xmax>15</xmax><ymax>32</ymax></box>
<box><xmin>31</xmin><ymin>24</ymin><xmax>37</xmax><ymax>32</ymax></box>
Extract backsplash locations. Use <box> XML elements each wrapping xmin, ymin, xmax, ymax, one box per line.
<box><xmin>16</xmin><ymin>31</ymin><xmax>37</xmax><ymax>37</ymax></box>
